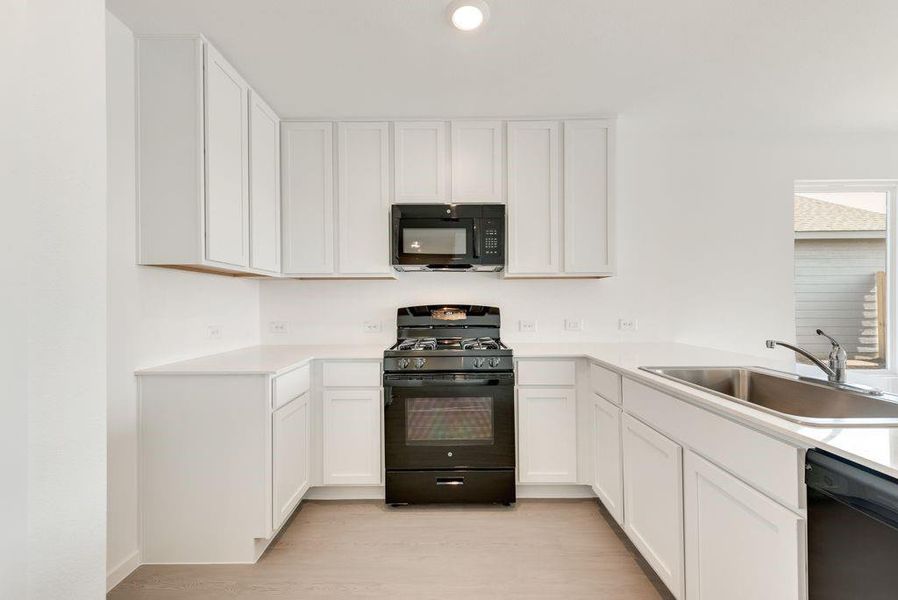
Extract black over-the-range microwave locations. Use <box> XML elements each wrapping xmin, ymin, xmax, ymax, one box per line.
<box><xmin>391</xmin><ymin>204</ymin><xmax>505</xmax><ymax>272</ymax></box>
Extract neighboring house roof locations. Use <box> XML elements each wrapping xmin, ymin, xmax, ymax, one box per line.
<box><xmin>795</xmin><ymin>195</ymin><xmax>886</xmax><ymax>232</ymax></box>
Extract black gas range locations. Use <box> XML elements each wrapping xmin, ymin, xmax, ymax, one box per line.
<box><xmin>383</xmin><ymin>305</ymin><xmax>515</xmax><ymax>506</ymax></box>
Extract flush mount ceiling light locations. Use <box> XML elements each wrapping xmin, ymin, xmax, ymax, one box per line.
<box><xmin>447</xmin><ymin>0</ymin><xmax>490</xmax><ymax>31</ymax></box>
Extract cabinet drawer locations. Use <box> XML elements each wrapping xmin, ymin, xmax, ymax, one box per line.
<box><xmin>623</xmin><ymin>378</ymin><xmax>804</xmax><ymax>510</ymax></box>
<box><xmin>590</xmin><ymin>362</ymin><xmax>621</xmax><ymax>404</ymax></box>
<box><xmin>272</xmin><ymin>364</ymin><xmax>311</xmax><ymax>410</ymax></box>
<box><xmin>517</xmin><ymin>359</ymin><xmax>576</xmax><ymax>386</ymax></box>
<box><xmin>322</xmin><ymin>360</ymin><xmax>381</xmax><ymax>388</ymax></box>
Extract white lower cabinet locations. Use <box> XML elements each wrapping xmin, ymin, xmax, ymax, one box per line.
<box><xmin>622</xmin><ymin>413</ymin><xmax>685</xmax><ymax>599</ymax></box>
<box><xmin>592</xmin><ymin>393</ymin><xmax>623</xmax><ymax>524</ymax></box>
<box><xmin>684</xmin><ymin>450</ymin><xmax>806</xmax><ymax>600</ymax></box>
<box><xmin>272</xmin><ymin>391</ymin><xmax>310</xmax><ymax>529</ymax></box>
<box><xmin>517</xmin><ymin>387</ymin><xmax>577</xmax><ymax>483</ymax></box>
<box><xmin>322</xmin><ymin>388</ymin><xmax>382</xmax><ymax>485</ymax></box>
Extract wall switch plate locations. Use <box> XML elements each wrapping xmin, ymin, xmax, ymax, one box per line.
<box><xmin>206</xmin><ymin>325</ymin><xmax>222</xmax><ymax>340</ymax></box>
<box><xmin>269</xmin><ymin>321</ymin><xmax>288</xmax><ymax>335</ymax></box>
<box><xmin>363</xmin><ymin>320</ymin><xmax>382</xmax><ymax>334</ymax></box>
<box><xmin>564</xmin><ymin>318</ymin><xmax>583</xmax><ymax>332</ymax></box>
<box><xmin>519</xmin><ymin>319</ymin><xmax>537</xmax><ymax>333</ymax></box>
<box><xmin>618</xmin><ymin>318</ymin><xmax>638</xmax><ymax>332</ymax></box>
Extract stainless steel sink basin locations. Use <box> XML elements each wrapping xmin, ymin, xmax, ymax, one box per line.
<box><xmin>640</xmin><ymin>366</ymin><xmax>898</xmax><ymax>427</ymax></box>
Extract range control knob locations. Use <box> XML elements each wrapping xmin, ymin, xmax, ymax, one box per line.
<box><xmin>397</xmin><ymin>358</ymin><xmax>410</xmax><ymax>369</ymax></box>
<box><xmin>473</xmin><ymin>357</ymin><xmax>486</xmax><ymax>369</ymax></box>
<box><xmin>489</xmin><ymin>357</ymin><xmax>501</xmax><ymax>368</ymax></box>
<box><xmin>414</xmin><ymin>358</ymin><xmax>427</xmax><ymax>369</ymax></box>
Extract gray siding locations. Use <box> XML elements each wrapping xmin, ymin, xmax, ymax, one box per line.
<box><xmin>794</xmin><ymin>238</ymin><xmax>885</xmax><ymax>361</ymax></box>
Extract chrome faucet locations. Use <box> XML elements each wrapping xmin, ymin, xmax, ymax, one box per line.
<box><xmin>765</xmin><ymin>329</ymin><xmax>847</xmax><ymax>383</ymax></box>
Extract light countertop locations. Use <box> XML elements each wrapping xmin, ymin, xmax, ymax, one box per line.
<box><xmin>138</xmin><ymin>341</ymin><xmax>898</xmax><ymax>480</ymax></box>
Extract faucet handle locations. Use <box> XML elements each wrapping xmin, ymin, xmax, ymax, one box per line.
<box><xmin>816</xmin><ymin>329</ymin><xmax>843</xmax><ymax>349</ymax></box>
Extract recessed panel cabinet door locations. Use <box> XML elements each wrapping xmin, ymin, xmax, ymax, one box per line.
<box><xmin>684</xmin><ymin>451</ymin><xmax>805</xmax><ymax>600</ymax></box>
<box><xmin>281</xmin><ymin>122</ymin><xmax>334</xmax><ymax>274</ymax></box>
<box><xmin>517</xmin><ymin>387</ymin><xmax>577</xmax><ymax>483</ymax></box>
<box><xmin>322</xmin><ymin>389</ymin><xmax>382</xmax><ymax>485</ymax></box>
<box><xmin>394</xmin><ymin>121</ymin><xmax>448</xmax><ymax>202</ymax></box>
<box><xmin>506</xmin><ymin>121</ymin><xmax>561</xmax><ymax>274</ymax></box>
<box><xmin>337</xmin><ymin>122</ymin><xmax>391</xmax><ymax>275</ymax></box>
<box><xmin>272</xmin><ymin>393</ymin><xmax>310</xmax><ymax>529</ymax></box>
<box><xmin>248</xmin><ymin>92</ymin><xmax>280</xmax><ymax>273</ymax></box>
<box><xmin>451</xmin><ymin>120</ymin><xmax>503</xmax><ymax>203</ymax></box>
<box><xmin>204</xmin><ymin>45</ymin><xmax>249</xmax><ymax>267</ymax></box>
<box><xmin>563</xmin><ymin>120</ymin><xmax>612</xmax><ymax>274</ymax></box>
<box><xmin>593</xmin><ymin>393</ymin><xmax>623</xmax><ymax>524</ymax></box>
<box><xmin>622</xmin><ymin>414</ymin><xmax>685</xmax><ymax>599</ymax></box>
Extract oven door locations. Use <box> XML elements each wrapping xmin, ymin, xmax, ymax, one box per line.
<box><xmin>393</xmin><ymin>217</ymin><xmax>478</xmax><ymax>268</ymax></box>
<box><xmin>384</xmin><ymin>373</ymin><xmax>515</xmax><ymax>470</ymax></box>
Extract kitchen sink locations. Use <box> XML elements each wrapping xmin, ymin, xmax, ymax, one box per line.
<box><xmin>639</xmin><ymin>366</ymin><xmax>898</xmax><ymax>427</ymax></box>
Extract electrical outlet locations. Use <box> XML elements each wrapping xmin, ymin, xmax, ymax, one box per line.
<box><xmin>618</xmin><ymin>318</ymin><xmax>638</xmax><ymax>332</ymax></box>
<box><xmin>269</xmin><ymin>321</ymin><xmax>288</xmax><ymax>335</ymax></box>
<box><xmin>206</xmin><ymin>325</ymin><xmax>222</xmax><ymax>340</ymax></box>
<box><xmin>564</xmin><ymin>318</ymin><xmax>583</xmax><ymax>332</ymax></box>
<box><xmin>363</xmin><ymin>320</ymin><xmax>382</xmax><ymax>334</ymax></box>
<box><xmin>519</xmin><ymin>319</ymin><xmax>537</xmax><ymax>333</ymax></box>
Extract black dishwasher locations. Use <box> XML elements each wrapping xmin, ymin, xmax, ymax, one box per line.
<box><xmin>806</xmin><ymin>449</ymin><xmax>898</xmax><ymax>599</ymax></box>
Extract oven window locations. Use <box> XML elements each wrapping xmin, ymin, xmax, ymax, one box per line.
<box><xmin>405</xmin><ymin>397</ymin><xmax>493</xmax><ymax>445</ymax></box>
<box><xmin>402</xmin><ymin>228</ymin><xmax>467</xmax><ymax>255</ymax></box>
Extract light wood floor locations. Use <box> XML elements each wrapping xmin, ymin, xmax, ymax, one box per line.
<box><xmin>109</xmin><ymin>499</ymin><xmax>670</xmax><ymax>600</ymax></box>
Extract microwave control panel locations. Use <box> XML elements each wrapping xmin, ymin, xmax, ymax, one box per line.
<box><xmin>481</xmin><ymin>218</ymin><xmax>504</xmax><ymax>259</ymax></box>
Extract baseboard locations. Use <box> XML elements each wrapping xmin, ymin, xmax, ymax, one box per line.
<box><xmin>516</xmin><ymin>484</ymin><xmax>596</xmax><ymax>498</ymax></box>
<box><xmin>106</xmin><ymin>550</ymin><xmax>140</xmax><ymax>592</ymax></box>
<box><xmin>305</xmin><ymin>485</ymin><xmax>386</xmax><ymax>500</ymax></box>
<box><xmin>304</xmin><ymin>484</ymin><xmax>596</xmax><ymax>501</ymax></box>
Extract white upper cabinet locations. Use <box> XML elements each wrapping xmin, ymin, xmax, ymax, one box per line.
<box><xmin>281</xmin><ymin>122</ymin><xmax>335</xmax><ymax>275</ymax></box>
<box><xmin>450</xmin><ymin>120</ymin><xmax>503</xmax><ymax>203</ymax></box>
<box><xmin>563</xmin><ymin>120</ymin><xmax>613</xmax><ymax>274</ymax></box>
<box><xmin>136</xmin><ymin>35</ymin><xmax>278</xmax><ymax>276</ymax></box>
<box><xmin>394</xmin><ymin>121</ymin><xmax>448</xmax><ymax>202</ymax></box>
<box><xmin>337</xmin><ymin>122</ymin><xmax>391</xmax><ymax>275</ymax></box>
<box><xmin>506</xmin><ymin>121</ymin><xmax>561</xmax><ymax>275</ymax></box>
<box><xmin>203</xmin><ymin>44</ymin><xmax>250</xmax><ymax>268</ymax></box>
<box><xmin>248</xmin><ymin>92</ymin><xmax>281</xmax><ymax>273</ymax></box>
<box><xmin>683</xmin><ymin>450</ymin><xmax>805</xmax><ymax>600</ymax></box>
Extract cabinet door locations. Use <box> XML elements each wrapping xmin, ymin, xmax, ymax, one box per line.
<box><xmin>684</xmin><ymin>451</ymin><xmax>805</xmax><ymax>600</ymax></box>
<box><xmin>204</xmin><ymin>44</ymin><xmax>250</xmax><ymax>267</ymax></box>
<box><xmin>506</xmin><ymin>121</ymin><xmax>561</xmax><ymax>274</ymax></box>
<box><xmin>517</xmin><ymin>387</ymin><xmax>577</xmax><ymax>483</ymax></box>
<box><xmin>337</xmin><ymin>122</ymin><xmax>391</xmax><ymax>275</ymax></box>
<box><xmin>323</xmin><ymin>388</ymin><xmax>382</xmax><ymax>485</ymax></box>
<box><xmin>593</xmin><ymin>393</ymin><xmax>623</xmax><ymax>524</ymax></box>
<box><xmin>248</xmin><ymin>92</ymin><xmax>280</xmax><ymax>273</ymax></box>
<box><xmin>622</xmin><ymin>414</ymin><xmax>685</xmax><ymax>599</ymax></box>
<box><xmin>272</xmin><ymin>393</ymin><xmax>310</xmax><ymax>529</ymax></box>
<box><xmin>563</xmin><ymin>120</ymin><xmax>613</xmax><ymax>274</ymax></box>
<box><xmin>394</xmin><ymin>121</ymin><xmax>447</xmax><ymax>202</ymax></box>
<box><xmin>450</xmin><ymin>120</ymin><xmax>503</xmax><ymax>203</ymax></box>
<box><xmin>281</xmin><ymin>122</ymin><xmax>334</xmax><ymax>274</ymax></box>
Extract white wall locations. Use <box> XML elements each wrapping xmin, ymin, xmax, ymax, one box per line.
<box><xmin>1</xmin><ymin>0</ymin><xmax>109</xmax><ymax>598</ymax></box>
<box><xmin>106</xmin><ymin>13</ymin><xmax>262</xmax><ymax>589</ymax></box>
<box><xmin>260</xmin><ymin>125</ymin><xmax>898</xmax><ymax>356</ymax></box>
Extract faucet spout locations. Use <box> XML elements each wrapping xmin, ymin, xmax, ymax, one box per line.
<box><xmin>765</xmin><ymin>339</ymin><xmax>841</xmax><ymax>382</ymax></box>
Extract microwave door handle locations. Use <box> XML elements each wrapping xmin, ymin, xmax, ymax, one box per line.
<box><xmin>472</xmin><ymin>223</ymin><xmax>480</xmax><ymax>259</ymax></box>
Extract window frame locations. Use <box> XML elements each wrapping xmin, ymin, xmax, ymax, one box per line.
<box><xmin>795</xmin><ymin>180</ymin><xmax>898</xmax><ymax>373</ymax></box>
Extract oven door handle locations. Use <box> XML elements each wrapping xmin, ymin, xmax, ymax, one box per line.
<box><xmin>383</xmin><ymin>376</ymin><xmax>514</xmax><ymax>388</ymax></box>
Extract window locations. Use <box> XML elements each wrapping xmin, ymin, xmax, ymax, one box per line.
<box><xmin>794</xmin><ymin>181</ymin><xmax>897</xmax><ymax>370</ymax></box>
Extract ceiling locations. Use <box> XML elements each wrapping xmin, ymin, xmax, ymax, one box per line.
<box><xmin>107</xmin><ymin>0</ymin><xmax>898</xmax><ymax>132</ymax></box>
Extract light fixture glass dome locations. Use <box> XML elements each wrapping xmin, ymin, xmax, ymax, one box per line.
<box><xmin>448</xmin><ymin>1</ymin><xmax>490</xmax><ymax>31</ymax></box>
